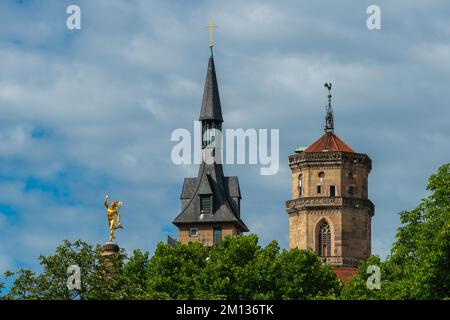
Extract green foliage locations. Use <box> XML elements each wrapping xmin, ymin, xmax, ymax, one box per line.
<box><xmin>273</xmin><ymin>248</ymin><xmax>340</xmax><ymax>299</ymax></box>
<box><xmin>1</xmin><ymin>235</ymin><xmax>339</xmax><ymax>300</ymax></box>
<box><xmin>147</xmin><ymin>234</ymin><xmax>340</xmax><ymax>299</ymax></box>
<box><xmin>341</xmin><ymin>163</ymin><xmax>450</xmax><ymax>300</ymax></box>
<box><xmin>1</xmin><ymin>163</ymin><xmax>448</xmax><ymax>300</ymax></box>
<box><xmin>382</xmin><ymin>163</ymin><xmax>450</xmax><ymax>299</ymax></box>
<box><xmin>3</xmin><ymin>240</ymin><xmax>102</xmax><ymax>300</ymax></box>
<box><xmin>147</xmin><ymin>241</ymin><xmax>209</xmax><ymax>299</ymax></box>
<box><xmin>340</xmin><ymin>255</ymin><xmax>382</xmax><ymax>300</ymax></box>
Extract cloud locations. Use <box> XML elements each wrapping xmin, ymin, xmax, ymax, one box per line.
<box><xmin>0</xmin><ymin>0</ymin><xmax>449</xmax><ymax>281</ymax></box>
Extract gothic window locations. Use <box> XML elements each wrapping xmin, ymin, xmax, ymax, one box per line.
<box><xmin>317</xmin><ymin>185</ymin><xmax>321</xmax><ymax>194</ymax></box>
<box><xmin>200</xmin><ymin>195</ymin><xmax>212</xmax><ymax>215</ymax></box>
<box><xmin>298</xmin><ymin>174</ymin><xmax>303</xmax><ymax>196</ymax></box>
<box><xmin>318</xmin><ymin>220</ymin><xmax>331</xmax><ymax>257</ymax></box>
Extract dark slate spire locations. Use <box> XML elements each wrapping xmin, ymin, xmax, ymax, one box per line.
<box><xmin>172</xmin><ymin>52</ymin><xmax>248</xmax><ymax>233</ymax></box>
<box><xmin>199</xmin><ymin>56</ymin><xmax>223</xmax><ymax>122</ymax></box>
<box><xmin>324</xmin><ymin>82</ymin><xmax>334</xmax><ymax>133</ymax></box>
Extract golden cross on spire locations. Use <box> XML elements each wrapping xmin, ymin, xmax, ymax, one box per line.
<box><xmin>205</xmin><ymin>19</ymin><xmax>218</xmax><ymax>49</ymax></box>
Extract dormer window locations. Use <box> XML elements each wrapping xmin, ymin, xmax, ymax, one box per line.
<box><xmin>200</xmin><ymin>195</ymin><xmax>212</xmax><ymax>215</ymax></box>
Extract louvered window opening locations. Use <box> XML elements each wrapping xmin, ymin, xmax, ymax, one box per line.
<box><xmin>200</xmin><ymin>195</ymin><xmax>212</xmax><ymax>215</ymax></box>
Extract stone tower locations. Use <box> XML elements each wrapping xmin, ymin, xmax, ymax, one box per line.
<box><xmin>172</xmin><ymin>49</ymin><xmax>249</xmax><ymax>246</ymax></box>
<box><xmin>285</xmin><ymin>83</ymin><xmax>374</xmax><ymax>268</ymax></box>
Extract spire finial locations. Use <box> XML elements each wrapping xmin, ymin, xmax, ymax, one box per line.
<box><xmin>324</xmin><ymin>82</ymin><xmax>334</xmax><ymax>133</ymax></box>
<box><xmin>205</xmin><ymin>18</ymin><xmax>218</xmax><ymax>55</ymax></box>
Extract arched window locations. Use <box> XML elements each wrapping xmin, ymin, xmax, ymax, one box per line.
<box><xmin>298</xmin><ymin>174</ymin><xmax>303</xmax><ymax>196</ymax></box>
<box><xmin>318</xmin><ymin>220</ymin><xmax>331</xmax><ymax>257</ymax></box>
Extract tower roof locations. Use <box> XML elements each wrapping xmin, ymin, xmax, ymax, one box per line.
<box><xmin>173</xmin><ymin>52</ymin><xmax>248</xmax><ymax>232</ymax></box>
<box><xmin>173</xmin><ymin>163</ymin><xmax>248</xmax><ymax>231</ymax></box>
<box><xmin>199</xmin><ymin>56</ymin><xmax>223</xmax><ymax>122</ymax></box>
<box><xmin>304</xmin><ymin>132</ymin><xmax>355</xmax><ymax>153</ymax></box>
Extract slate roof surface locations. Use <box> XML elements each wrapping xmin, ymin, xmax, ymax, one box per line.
<box><xmin>199</xmin><ymin>56</ymin><xmax>223</xmax><ymax>122</ymax></box>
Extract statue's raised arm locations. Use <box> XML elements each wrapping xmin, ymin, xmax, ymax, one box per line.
<box><xmin>104</xmin><ymin>194</ymin><xmax>110</xmax><ymax>208</ymax></box>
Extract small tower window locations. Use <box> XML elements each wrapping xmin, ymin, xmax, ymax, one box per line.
<box><xmin>318</xmin><ymin>172</ymin><xmax>324</xmax><ymax>194</ymax></box>
<box><xmin>348</xmin><ymin>185</ymin><xmax>355</xmax><ymax>196</ymax></box>
<box><xmin>330</xmin><ymin>185</ymin><xmax>336</xmax><ymax>197</ymax></box>
<box><xmin>202</xmin><ymin>122</ymin><xmax>221</xmax><ymax>148</ymax></box>
<box><xmin>318</xmin><ymin>220</ymin><xmax>331</xmax><ymax>257</ymax></box>
<box><xmin>200</xmin><ymin>195</ymin><xmax>212</xmax><ymax>215</ymax></box>
<box><xmin>190</xmin><ymin>228</ymin><xmax>198</xmax><ymax>237</ymax></box>
<box><xmin>298</xmin><ymin>174</ymin><xmax>303</xmax><ymax>196</ymax></box>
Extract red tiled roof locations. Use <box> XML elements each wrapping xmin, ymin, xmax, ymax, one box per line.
<box><xmin>304</xmin><ymin>132</ymin><xmax>355</xmax><ymax>153</ymax></box>
<box><xmin>332</xmin><ymin>267</ymin><xmax>359</xmax><ymax>282</ymax></box>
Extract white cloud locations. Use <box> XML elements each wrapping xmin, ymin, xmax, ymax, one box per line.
<box><xmin>0</xmin><ymin>0</ymin><xmax>448</xmax><ymax>276</ymax></box>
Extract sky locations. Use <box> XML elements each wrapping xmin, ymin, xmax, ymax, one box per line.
<box><xmin>0</xmin><ymin>0</ymin><xmax>449</xmax><ymax>282</ymax></box>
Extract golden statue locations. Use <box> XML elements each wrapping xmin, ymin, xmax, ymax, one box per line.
<box><xmin>104</xmin><ymin>194</ymin><xmax>123</xmax><ymax>241</ymax></box>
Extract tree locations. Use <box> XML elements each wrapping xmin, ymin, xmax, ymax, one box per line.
<box><xmin>384</xmin><ymin>163</ymin><xmax>450</xmax><ymax>299</ymax></box>
<box><xmin>200</xmin><ymin>235</ymin><xmax>340</xmax><ymax>299</ymax></box>
<box><xmin>146</xmin><ymin>241</ymin><xmax>209</xmax><ymax>299</ymax></box>
<box><xmin>342</xmin><ymin>163</ymin><xmax>450</xmax><ymax>299</ymax></box>
<box><xmin>4</xmin><ymin>240</ymin><xmax>145</xmax><ymax>300</ymax></box>
<box><xmin>1</xmin><ymin>235</ymin><xmax>341</xmax><ymax>299</ymax></box>
<box><xmin>340</xmin><ymin>255</ymin><xmax>382</xmax><ymax>300</ymax></box>
<box><xmin>6</xmin><ymin>163</ymin><xmax>447</xmax><ymax>300</ymax></box>
<box><xmin>4</xmin><ymin>240</ymin><xmax>99</xmax><ymax>299</ymax></box>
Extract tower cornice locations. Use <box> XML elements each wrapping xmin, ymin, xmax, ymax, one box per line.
<box><xmin>285</xmin><ymin>196</ymin><xmax>375</xmax><ymax>217</ymax></box>
<box><xmin>288</xmin><ymin>151</ymin><xmax>372</xmax><ymax>172</ymax></box>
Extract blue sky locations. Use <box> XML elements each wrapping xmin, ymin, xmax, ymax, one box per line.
<box><xmin>0</xmin><ymin>0</ymin><xmax>449</xmax><ymax>281</ymax></box>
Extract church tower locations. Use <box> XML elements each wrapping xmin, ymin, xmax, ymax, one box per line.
<box><xmin>285</xmin><ymin>83</ymin><xmax>374</xmax><ymax>268</ymax></box>
<box><xmin>172</xmin><ymin>42</ymin><xmax>249</xmax><ymax>246</ymax></box>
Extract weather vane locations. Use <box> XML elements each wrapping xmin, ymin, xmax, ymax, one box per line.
<box><xmin>324</xmin><ymin>82</ymin><xmax>334</xmax><ymax>133</ymax></box>
<box><xmin>205</xmin><ymin>18</ymin><xmax>218</xmax><ymax>53</ymax></box>
<box><xmin>104</xmin><ymin>194</ymin><xmax>123</xmax><ymax>242</ymax></box>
